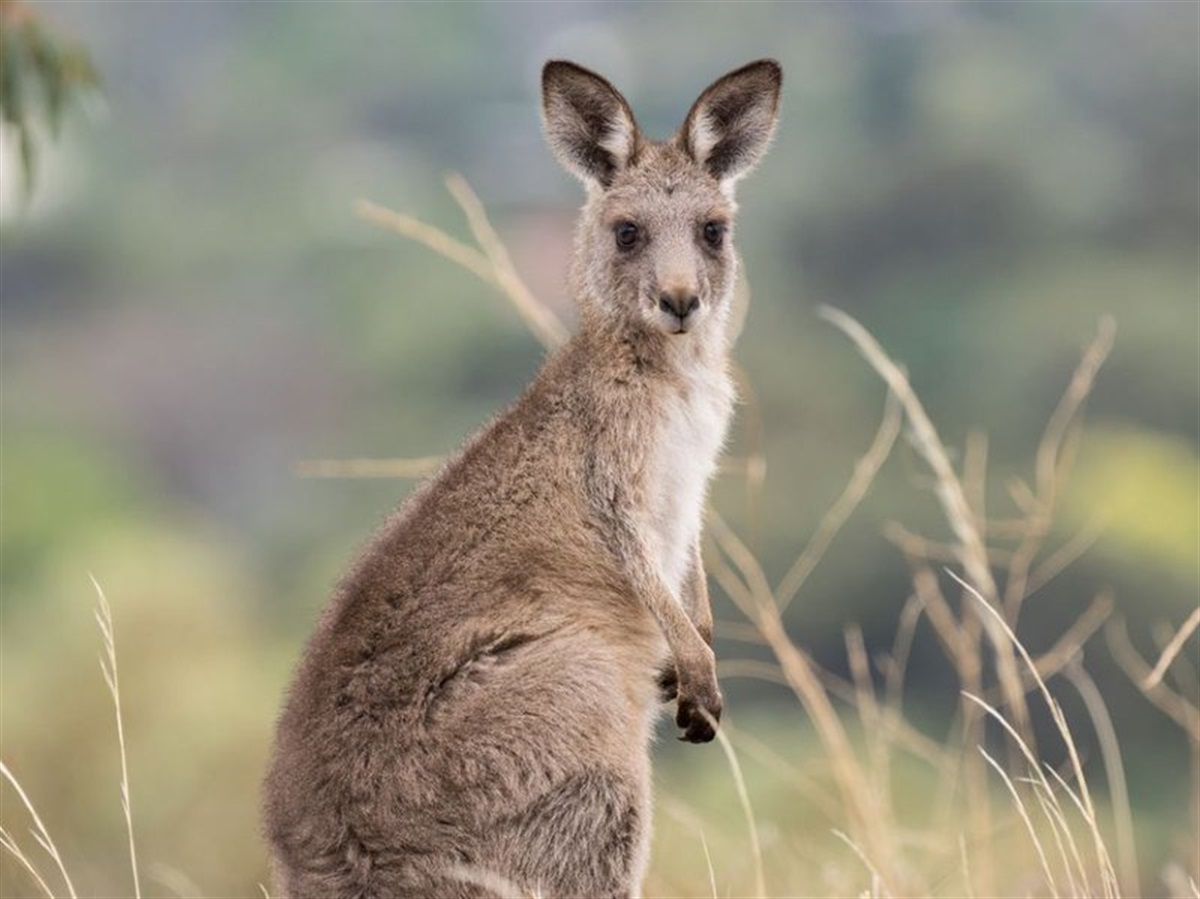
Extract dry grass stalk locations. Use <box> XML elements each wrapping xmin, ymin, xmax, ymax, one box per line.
<box><xmin>817</xmin><ymin>305</ymin><xmax>1031</xmax><ymax>741</ymax></box>
<box><xmin>442</xmin><ymin>173</ymin><xmax>569</xmax><ymax>349</ymax></box>
<box><xmin>698</xmin><ymin>829</ymin><xmax>718</xmax><ymax>899</ymax></box>
<box><xmin>846</xmin><ymin>625</ymin><xmax>892</xmax><ymax>819</ymax></box>
<box><xmin>957</xmin><ymin>834</ymin><xmax>976</xmax><ymax>899</ymax></box>
<box><xmin>355</xmin><ymin>198</ymin><xmax>496</xmax><ymax>285</ymax></box>
<box><xmin>978</xmin><ymin>745</ymin><xmax>1059</xmax><ymax>896</ymax></box>
<box><xmin>707</xmin><ymin>510</ymin><xmax>903</xmax><ymax>892</ymax></box>
<box><xmin>0</xmin><ymin>817</ymin><xmax>57</xmax><ymax>899</ymax></box>
<box><xmin>713</xmin><ymin>723</ymin><xmax>767</xmax><ymax>898</ymax></box>
<box><xmin>978</xmin><ymin>593</ymin><xmax>1113</xmax><ymax>704</ymax></box>
<box><xmin>359</xmin><ymin>173</ymin><xmax>568</xmax><ymax>351</ymax></box>
<box><xmin>91</xmin><ymin>573</ymin><xmax>142</xmax><ymax>899</ymax></box>
<box><xmin>962</xmin><ymin>691</ymin><xmax>1095</xmax><ymax>897</ymax></box>
<box><xmin>775</xmin><ymin>389</ymin><xmax>902</xmax><ymax>612</ymax></box>
<box><xmin>1065</xmin><ymin>660</ymin><xmax>1139</xmax><ymax>898</ymax></box>
<box><xmin>954</xmin><ymin>570</ymin><xmax>1119</xmax><ymax>898</ymax></box>
<box><xmin>832</xmin><ymin>828</ymin><xmax>889</xmax><ymax>898</ymax></box>
<box><xmin>885</xmin><ymin>521</ymin><xmax>1016</xmax><ymax>565</ymax></box>
<box><xmin>1002</xmin><ymin>317</ymin><xmax>1115</xmax><ymax>620</ymax></box>
<box><xmin>1151</xmin><ymin>621</ymin><xmax>1199</xmax><ymax>700</ymax></box>
<box><xmin>721</xmin><ymin>727</ymin><xmax>843</xmax><ymax>820</ymax></box>
<box><xmin>1107</xmin><ymin>619</ymin><xmax>1200</xmax><ymax>743</ymax></box>
<box><xmin>1023</xmin><ymin>517</ymin><xmax>1106</xmax><ymax>599</ymax></box>
<box><xmin>1028</xmin><ymin>776</ymin><xmax>1087</xmax><ymax>898</ymax></box>
<box><xmin>1108</xmin><ymin>613</ymin><xmax>1200</xmax><ymax>880</ymax></box>
<box><xmin>0</xmin><ymin>760</ymin><xmax>77</xmax><ymax>898</ymax></box>
<box><xmin>1144</xmin><ymin>607</ymin><xmax>1200</xmax><ymax>691</ymax></box>
<box><xmin>880</xmin><ymin>593</ymin><xmax>923</xmax><ymax>709</ymax></box>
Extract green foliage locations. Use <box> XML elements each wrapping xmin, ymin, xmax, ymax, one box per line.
<box><xmin>0</xmin><ymin>0</ymin><xmax>97</xmax><ymax>197</ymax></box>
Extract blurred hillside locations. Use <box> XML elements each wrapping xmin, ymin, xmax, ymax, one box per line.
<box><xmin>2</xmin><ymin>2</ymin><xmax>1197</xmax><ymax>896</ymax></box>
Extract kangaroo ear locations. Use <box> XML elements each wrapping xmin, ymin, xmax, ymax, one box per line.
<box><xmin>542</xmin><ymin>60</ymin><xmax>640</xmax><ymax>188</ymax></box>
<box><xmin>681</xmin><ymin>60</ymin><xmax>782</xmax><ymax>185</ymax></box>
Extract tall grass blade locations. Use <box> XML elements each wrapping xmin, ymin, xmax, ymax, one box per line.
<box><xmin>977</xmin><ymin>746</ymin><xmax>1058</xmax><ymax>897</ymax></box>
<box><xmin>0</xmin><ymin>824</ymin><xmax>56</xmax><ymax>899</ymax></box>
<box><xmin>954</xmin><ymin>570</ymin><xmax>1118</xmax><ymax>897</ymax></box>
<box><xmin>714</xmin><ymin>723</ymin><xmax>766</xmax><ymax>898</ymax></box>
<box><xmin>90</xmin><ymin>573</ymin><xmax>142</xmax><ymax>899</ymax></box>
<box><xmin>0</xmin><ymin>761</ymin><xmax>77</xmax><ymax>898</ymax></box>
<box><xmin>1066</xmin><ymin>661</ymin><xmax>1139</xmax><ymax>898</ymax></box>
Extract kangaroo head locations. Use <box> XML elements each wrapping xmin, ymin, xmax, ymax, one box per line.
<box><xmin>542</xmin><ymin>59</ymin><xmax>781</xmax><ymax>340</ymax></box>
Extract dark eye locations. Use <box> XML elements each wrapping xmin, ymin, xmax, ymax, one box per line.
<box><xmin>703</xmin><ymin>221</ymin><xmax>726</xmax><ymax>248</ymax></box>
<box><xmin>614</xmin><ymin>221</ymin><xmax>640</xmax><ymax>250</ymax></box>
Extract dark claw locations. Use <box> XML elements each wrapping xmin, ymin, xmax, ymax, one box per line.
<box><xmin>675</xmin><ymin>688</ymin><xmax>722</xmax><ymax>744</ymax></box>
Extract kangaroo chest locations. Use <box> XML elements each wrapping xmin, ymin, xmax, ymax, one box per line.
<box><xmin>642</xmin><ymin>368</ymin><xmax>734</xmax><ymax>597</ymax></box>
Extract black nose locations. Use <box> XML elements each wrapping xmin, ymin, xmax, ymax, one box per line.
<box><xmin>659</xmin><ymin>293</ymin><xmax>700</xmax><ymax>320</ymax></box>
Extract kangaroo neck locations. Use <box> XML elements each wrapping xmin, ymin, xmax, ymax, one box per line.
<box><xmin>577</xmin><ymin>304</ymin><xmax>731</xmax><ymax>383</ymax></box>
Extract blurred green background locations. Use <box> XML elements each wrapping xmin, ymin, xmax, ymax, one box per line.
<box><xmin>2</xmin><ymin>2</ymin><xmax>1196</xmax><ymax>896</ymax></box>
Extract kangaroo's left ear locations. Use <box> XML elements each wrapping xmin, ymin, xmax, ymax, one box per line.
<box><xmin>680</xmin><ymin>60</ymin><xmax>782</xmax><ymax>185</ymax></box>
<box><xmin>543</xmin><ymin>60</ymin><xmax>641</xmax><ymax>189</ymax></box>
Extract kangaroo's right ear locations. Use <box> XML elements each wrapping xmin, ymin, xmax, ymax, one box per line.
<box><xmin>542</xmin><ymin>60</ymin><xmax>640</xmax><ymax>189</ymax></box>
<box><xmin>681</xmin><ymin>59</ymin><xmax>782</xmax><ymax>185</ymax></box>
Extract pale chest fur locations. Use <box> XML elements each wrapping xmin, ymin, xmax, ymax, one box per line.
<box><xmin>641</xmin><ymin>366</ymin><xmax>735</xmax><ymax>596</ymax></box>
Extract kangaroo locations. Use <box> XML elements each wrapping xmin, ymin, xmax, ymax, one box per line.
<box><xmin>264</xmin><ymin>59</ymin><xmax>781</xmax><ymax>899</ymax></box>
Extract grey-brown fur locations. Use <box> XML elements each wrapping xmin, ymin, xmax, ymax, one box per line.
<box><xmin>264</xmin><ymin>59</ymin><xmax>781</xmax><ymax>899</ymax></box>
